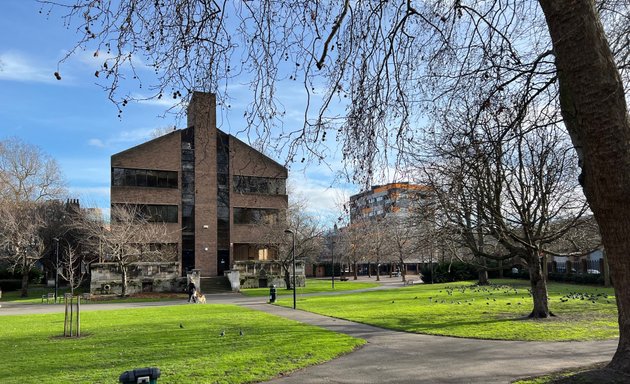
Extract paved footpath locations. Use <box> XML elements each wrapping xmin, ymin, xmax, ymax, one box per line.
<box><xmin>248</xmin><ymin>303</ymin><xmax>618</xmax><ymax>384</ymax></box>
<box><xmin>0</xmin><ymin>284</ymin><xmax>619</xmax><ymax>384</ymax></box>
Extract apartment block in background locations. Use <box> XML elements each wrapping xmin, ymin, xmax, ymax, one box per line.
<box><xmin>349</xmin><ymin>182</ymin><xmax>431</xmax><ymax>223</ymax></box>
<box><xmin>110</xmin><ymin>92</ymin><xmax>288</xmax><ymax>277</ymax></box>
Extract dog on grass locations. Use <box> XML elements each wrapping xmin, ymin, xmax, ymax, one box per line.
<box><xmin>194</xmin><ymin>291</ymin><xmax>206</xmax><ymax>304</ymax></box>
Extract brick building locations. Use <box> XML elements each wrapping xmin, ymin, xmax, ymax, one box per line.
<box><xmin>111</xmin><ymin>92</ymin><xmax>288</xmax><ymax>277</ymax></box>
<box><xmin>349</xmin><ymin>182</ymin><xmax>431</xmax><ymax>223</ymax></box>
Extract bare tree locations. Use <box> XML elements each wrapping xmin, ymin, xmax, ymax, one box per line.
<box><xmin>0</xmin><ymin>202</ymin><xmax>46</xmax><ymax>297</ymax></box>
<box><xmin>0</xmin><ymin>137</ymin><xmax>66</xmax><ymax>204</ymax></box>
<box><xmin>383</xmin><ymin>214</ymin><xmax>420</xmax><ymax>283</ymax></box>
<box><xmin>45</xmin><ymin>0</ymin><xmax>630</xmax><ymax>372</ymax></box>
<box><xmin>37</xmin><ymin>199</ymin><xmax>96</xmax><ymax>294</ymax></box>
<box><xmin>424</xmin><ymin>108</ymin><xmax>590</xmax><ymax>318</ymax></box>
<box><xmin>364</xmin><ymin>218</ymin><xmax>392</xmax><ymax>282</ymax></box>
<box><xmin>0</xmin><ymin>138</ymin><xmax>66</xmax><ymax>296</ymax></box>
<box><xmin>83</xmin><ymin>204</ymin><xmax>176</xmax><ymax>296</ymax></box>
<box><xmin>57</xmin><ymin>242</ymin><xmax>88</xmax><ymax>295</ymax></box>
<box><xmin>264</xmin><ymin>196</ymin><xmax>323</xmax><ymax>289</ymax></box>
<box><xmin>336</xmin><ymin>222</ymin><xmax>370</xmax><ymax>280</ymax></box>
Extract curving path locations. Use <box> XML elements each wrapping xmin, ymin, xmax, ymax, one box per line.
<box><xmin>249</xmin><ymin>303</ymin><xmax>618</xmax><ymax>384</ymax></box>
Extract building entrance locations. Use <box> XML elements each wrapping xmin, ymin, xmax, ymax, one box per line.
<box><xmin>217</xmin><ymin>250</ymin><xmax>229</xmax><ymax>275</ymax></box>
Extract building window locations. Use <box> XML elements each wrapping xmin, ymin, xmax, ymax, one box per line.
<box><xmin>233</xmin><ymin>207</ymin><xmax>280</xmax><ymax>225</ymax></box>
<box><xmin>146</xmin><ymin>243</ymin><xmax>178</xmax><ymax>259</ymax></box>
<box><xmin>144</xmin><ymin>205</ymin><xmax>178</xmax><ymax>223</ymax></box>
<box><xmin>233</xmin><ymin>175</ymin><xmax>286</xmax><ymax>195</ymax></box>
<box><xmin>112</xmin><ymin>204</ymin><xmax>178</xmax><ymax>223</ymax></box>
<box><xmin>112</xmin><ymin>168</ymin><xmax>178</xmax><ymax>189</ymax></box>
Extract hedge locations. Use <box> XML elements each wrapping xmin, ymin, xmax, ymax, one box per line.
<box><xmin>0</xmin><ymin>279</ymin><xmax>22</xmax><ymax>291</ymax></box>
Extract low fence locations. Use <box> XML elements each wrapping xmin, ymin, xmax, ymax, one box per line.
<box><xmin>511</xmin><ymin>258</ymin><xmax>608</xmax><ymax>285</ymax></box>
<box><xmin>554</xmin><ymin>258</ymin><xmax>603</xmax><ymax>275</ymax></box>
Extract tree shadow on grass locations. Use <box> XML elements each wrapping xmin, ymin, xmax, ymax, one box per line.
<box><xmin>392</xmin><ymin>314</ymin><xmax>522</xmax><ymax>332</ymax></box>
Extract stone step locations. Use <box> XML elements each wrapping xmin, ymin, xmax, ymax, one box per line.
<box><xmin>199</xmin><ymin>276</ymin><xmax>232</xmax><ymax>294</ymax></box>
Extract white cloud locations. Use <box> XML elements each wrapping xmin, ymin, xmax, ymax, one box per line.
<box><xmin>133</xmin><ymin>94</ymin><xmax>182</xmax><ymax>108</ymax></box>
<box><xmin>0</xmin><ymin>51</ymin><xmax>59</xmax><ymax>84</ymax></box>
<box><xmin>88</xmin><ymin>138</ymin><xmax>105</xmax><ymax>148</ymax></box>
<box><xmin>289</xmin><ymin>171</ymin><xmax>355</xmax><ymax>225</ymax></box>
<box><xmin>87</xmin><ymin>127</ymin><xmax>166</xmax><ymax>150</ymax></box>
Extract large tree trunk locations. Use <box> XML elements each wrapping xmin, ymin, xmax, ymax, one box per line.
<box><xmin>353</xmin><ymin>261</ymin><xmax>358</xmax><ymax>280</ymax></box>
<box><xmin>539</xmin><ymin>0</ymin><xmax>630</xmax><ymax>372</ymax></box>
<box><xmin>527</xmin><ymin>254</ymin><xmax>551</xmax><ymax>318</ymax></box>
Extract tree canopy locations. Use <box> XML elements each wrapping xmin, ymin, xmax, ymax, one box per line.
<box><xmin>45</xmin><ymin>0</ymin><xmax>630</xmax><ymax>373</ymax></box>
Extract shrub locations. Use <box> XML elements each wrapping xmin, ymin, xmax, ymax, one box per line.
<box><xmin>548</xmin><ymin>272</ymin><xmax>604</xmax><ymax>285</ymax></box>
<box><xmin>421</xmin><ymin>262</ymin><xmax>478</xmax><ymax>283</ymax></box>
<box><xmin>0</xmin><ymin>279</ymin><xmax>23</xmax><ymax>291</ymax></box>
<box><xmin>0</xmin><ymin>267</ymin><xmax>44</xmax><ymax>283</ymax></box>
<box><xmin>506</xmin><ymin>268</ymin><xmax>604</xmax><ymax>285</ymax></box>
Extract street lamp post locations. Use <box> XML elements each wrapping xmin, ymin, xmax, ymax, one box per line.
<box><xmin>53</xmin><ymin>238</ymin><xmax>59</xmax><ymax>303</ymax></box>
<box><xmin>284</xmin><ymin>229</ymin><xmax>296</xmax><ymax>310</ymax></box>
<box><xmin>332</xmin><ymin>223</ymin><xmax>338</xmax><ymax>289</ymax></box>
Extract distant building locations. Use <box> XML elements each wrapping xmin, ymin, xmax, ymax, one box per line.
<box><xmin>349</xmin><ymin>182</ymin><xmax>431</xmax><ymax>223</ymax></box>
<box><xmin>110</xmin><ymin>92</ymin><xmax>288</xmax><ymax>278</ymax></box>
<box><xmin>320</xmin><ymin>182</ymin><xmax>434</xmax><ymax>278</ymax></box>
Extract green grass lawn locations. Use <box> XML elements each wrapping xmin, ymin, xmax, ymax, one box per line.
<box><xmin>0</xmin><ymin>286</ymin><xmax>186</xmax><ymax>304</ymax></box>
<box><xmin>3</xmin><ymin>278</ymin><xmax>381</xmax><ymax>303</ymax></box>
<box><xmin>0</xmin><ymin>285</ymin><xmax>71</xmax><ymax>303</ymax></box>
<box><xmin>240</xmin><ymin>278</ymin><xmax>381</xmax><ymax>297</ymax></box>
<box><xmin>275</xmin><ymin>279</ymin><xmax>618</xmax><ymax>341</ymax></box>
<box><xmin>0</xmin><ymin>305</ymin><xmax>364</xmax><ymax>384</ymax></box>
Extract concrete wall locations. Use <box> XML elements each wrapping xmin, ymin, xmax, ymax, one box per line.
<box><xmin>90</xmin><ymin>262</ymin><xmax>185</xmax><ymax>295</ymax></box>
<box><xmin>233</xmin><ymin>260</ymin><xmax>305</xmax><ymax>288</ymax></box>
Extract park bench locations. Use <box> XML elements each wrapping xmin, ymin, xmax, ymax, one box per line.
<box><xmin>81</xmin><ymin>292</ymin><xmax>91</xmax><ymax>301</ymax></box>
<box><xmin>41</xmin><ymin>292</ymin><xmax>55</xmax><ymax>303</ymax></box>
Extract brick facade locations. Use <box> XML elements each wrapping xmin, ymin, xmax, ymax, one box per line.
<box><xmin>110</xmin><ymin>92</ymin><xmax>288</xmax><ymax>277</ymax></box>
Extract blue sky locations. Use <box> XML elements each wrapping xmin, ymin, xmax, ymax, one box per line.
<box><xmin>0</xmin><ymin>1</ymin><xmax>360</xmax><ymax>224</ymax></box>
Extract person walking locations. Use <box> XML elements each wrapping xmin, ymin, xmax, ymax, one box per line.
<box><xmin>187</xmin><ymin>281</ymin><xmax>197</xmax><ymax>303</ymax></box>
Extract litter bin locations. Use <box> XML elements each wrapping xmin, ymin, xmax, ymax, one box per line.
<box><xmin>119</xmin><ymin>367</ymin><xmax>161</xmax><ymax>384</ymax></box>
<box><xmin>269</xmin><ymin>285</ymin><xmax>277</xmax><ymax>303</ymax></box>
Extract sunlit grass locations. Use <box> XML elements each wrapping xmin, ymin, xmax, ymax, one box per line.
<box><xmin>0</xmin><ymin>286</ymin><xmax>186</xmax><ymax>304</ymax></box>
<box><xmin>0</xmin><ymin>305</ymin><xmax>364</xmax><ymax>384</ymax></box>
<box><xmin>276</xmin><ymin>279</ymin><xmax>618</xmax><ymax>341</ymax></box>
<box><xmin>0</xmin><ymin>286</ymin><xmax>75</xmax><ymax>303</ymax></box>
<box><xmin>240</xmin><ymin>278</ymin><xmax>380</xmax><ymax>297</ymax></box>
